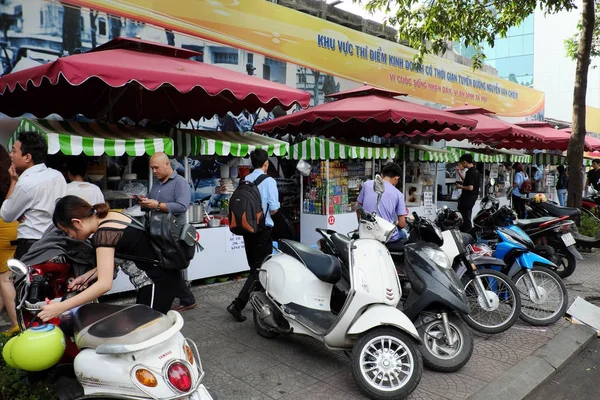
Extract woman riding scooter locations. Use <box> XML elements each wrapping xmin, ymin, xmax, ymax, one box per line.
<box><xmin>38</xmin><ymin>195</ymin><xmax>182</xmax><ymax>322</ymax></box>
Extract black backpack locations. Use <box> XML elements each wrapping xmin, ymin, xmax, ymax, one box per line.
<box><xmin>228</xmin><ymin>174</ymin><xmax>269</xmax><ymax>235</ymax></box>
<box><xmin>105</xmin><ymin>212</ymin><xmax>203</xmax><ymax>271</ymax></box>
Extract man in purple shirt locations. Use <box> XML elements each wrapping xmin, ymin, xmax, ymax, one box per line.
<box><xmin>357</xmin><ymin>163</ymin><xmax>407</xmax><ymax>250</ymax></box>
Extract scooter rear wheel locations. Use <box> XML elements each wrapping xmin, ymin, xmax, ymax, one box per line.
<box><xmin>252</xmin><ymin>310</ymin><xmax>280</xmax><ymax>339</ymax></box>
<box><xmin>351</xmin><ymin>327</ymin><xmax>422</xmax><ymax>399</ymax></box>
<box><xmin>461</xmin><ymin>269</ymin><xmax>521</xmax><ymax>334</ymax></box>
<box><xmin>553</xmin><ymin>251</ymin><xmax>576</xmax><ymax>279</ymax></box>
<box><xmin>417</xmin><ymin>313</ymin><xmax>473</xmax><ymax>373</ymax></box>
<box><xmin>514</xmin><ymin>266</ymin><xmax>568</xmax><ymax>326</ymax></box>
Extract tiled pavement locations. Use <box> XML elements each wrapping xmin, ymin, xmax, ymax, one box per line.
<box><xmin>2</xmin><ymin>251</ymin><xmax>599</xmax><ymax>399</ymax></box>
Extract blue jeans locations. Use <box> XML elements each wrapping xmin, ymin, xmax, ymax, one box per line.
<box><xmin>557</xmin><ymin>189</ymin><xmax>567</xmax><ymax>207</ymax></box>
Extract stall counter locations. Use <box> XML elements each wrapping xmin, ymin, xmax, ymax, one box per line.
<box><xmin>300</xmin><ymin>212</ymin><xmax>358</xmax><ymax>246</ymax></box>
<box><xmin>106</xmin><ymin>225</ymin><xmax>250</xmax><ymax>294</ymax></box>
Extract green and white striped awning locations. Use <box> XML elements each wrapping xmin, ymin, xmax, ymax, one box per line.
<box><xmin>289</xmin><ymin>137</ymin><xmax>396</xmax><ymax>160</ymax></box>
<box><xmin>451</xmin><ymin>148</ymin><xmax>504</xmax><ymax>163</ymax></box>
<box><xmin>496</xmin><ymin>149</ymin><xmax>531</xmax><ymax>164</ymax></box>
<box><xmin>533</xmin><ymin>153</ymin><xmax>567</xmax><ymax>166</ymax></box>
<box><xmin>398</xmin><ymin>144</ymin><xmax>457</xmax><ymax>162</ymax></box>
<box><xmin>172</xmin><ymin>130</ymin><xmax>288</xmax><ymax>157</ymax></box>
<box><xmin>9</xmin><ymin>118</ymin><xmax>173</xmax><ymax>156</ymax></box>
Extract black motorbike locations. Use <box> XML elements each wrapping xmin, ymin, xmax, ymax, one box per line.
<box><xmin>474</xmin><ymin>195</ymin><xmax>583</xmax><ymax>278</ymax></box>
<box><xmin>317</xmin><ymin>213</ymin><xmax>474</xmax><ymax>373</ymax></box>
<box><xmin>526</xmin><ymin>197</ymin><xmax>600</xmax><ymax>250</ymax></box>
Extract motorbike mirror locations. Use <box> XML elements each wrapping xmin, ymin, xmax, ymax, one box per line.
<box><xmin>374</xmin><ymin>174</ymin><xmax>385</xmax><ymax>195</ymax></box>
<box><xmin>7</xmin><ymin>259</ymin><xmax>27</xmax><ymax>276</ymax></box>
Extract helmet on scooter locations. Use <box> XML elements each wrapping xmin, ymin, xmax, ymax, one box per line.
<box><xmin>6</xmin><ymin>324</ymin><xmax>65</xmax><ymax>371</ymax></box>
<box><xmin>435</xmin><ymin>207</ymin><xmax>463</xmax><ymax>231</ymax></box>
<box><xmin>532</xmin><ymin>193</ymin><xmax>547</xmax><ymax>203</ymax></box>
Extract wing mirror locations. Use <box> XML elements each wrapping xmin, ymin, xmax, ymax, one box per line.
<box><xmin>8</xmin><ymin>259</ymin><xmax>27</xmax><ymax>276</ymax></box>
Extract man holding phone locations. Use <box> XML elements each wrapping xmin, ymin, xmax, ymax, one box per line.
<box><xmin>140</xmin><ymin>152</ymin><xmax>195</xmax><ymax>311</ymax></box>
<box><xmin>455</xmin><ymin>154</ymin><xmax>480</xmax><ymax>232</ymax></box>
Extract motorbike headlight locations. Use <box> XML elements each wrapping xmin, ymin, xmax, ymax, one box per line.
<box><xmin>419</xmin><ymin>247</ymin><xmax>451</xmax><ymax>269</ymax></box>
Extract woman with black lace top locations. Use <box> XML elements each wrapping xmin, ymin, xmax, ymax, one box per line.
<box><xmin>37</xmin><ymin>195</ymin><xmax>180</xmax><ymax>322</ymax></box>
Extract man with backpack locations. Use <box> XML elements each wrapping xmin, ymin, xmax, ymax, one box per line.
<box><xmin>227</xmin><ymin>149</ymin><xmax>280</xmax><ymax>322</ymax></box>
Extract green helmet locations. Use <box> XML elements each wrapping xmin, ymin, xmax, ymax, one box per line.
<box><xmin>7</xmin><ymin>325</ymin><xmax>66</xmax><ymax>371</ymax></box>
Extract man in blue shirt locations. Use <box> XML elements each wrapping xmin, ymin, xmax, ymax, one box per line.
<box><xmin>227</xmin><ymin>149</ymin><xmax>280</xmax><ymax>322</ymax></box>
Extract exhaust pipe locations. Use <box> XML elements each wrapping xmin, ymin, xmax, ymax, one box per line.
<box><xmin>249</xmin><ymin>292</ymin><xmax>279</xmax><ymax>329</ymax></box>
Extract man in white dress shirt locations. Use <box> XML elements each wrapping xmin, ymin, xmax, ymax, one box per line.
<box><xmin>1</xmin><ymin>131</ymin><xmax>67</xmax><ymax>259</ymax></box>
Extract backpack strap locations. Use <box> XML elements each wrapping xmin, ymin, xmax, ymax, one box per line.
<box><xmin>254</xmin><ymin>174</ymin><xmax>269</xmax><ymax>187</ymax></box>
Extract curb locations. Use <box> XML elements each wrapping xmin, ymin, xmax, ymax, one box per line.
<box><xmin>467</xmin><ymin>323</ymin><xmax>597</xmax><ymax>400</ymax></box>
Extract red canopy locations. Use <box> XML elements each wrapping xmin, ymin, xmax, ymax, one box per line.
<box><xmin>254</xmin><ymin>86</ymin><xmax>477</xmax><ymax>138</ymax></box>
<box><xmin>560</xmin><ymin>128</ymin><xmax>600</xmax><ymax>151</ymax></box>
<box><xmin>403</xmin><ymin>106</ymin><xmax>543</xmax><ymax>148</ymax></box>
<box><xmin>0</xmin><ymin>37</ymin><xmax>311</xmax><ymax>124</ymax></box>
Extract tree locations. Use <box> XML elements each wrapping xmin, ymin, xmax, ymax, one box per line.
<box><xmin>310</xmin><ymin>69</ymin><xmax>321</xmax><ymax>105</ymax></box>
<box><xmin>89</xmin><ymin>10</ymin><xmax>98</xmax><ymax>49</ymax></box>
<box><xmin>322</xmin><ymin>74</ymin><xmax>340</xmax><ymax>103</ymax></box>
<box><xmin>360</xmin><ymin>0</ymin><xmax>593</xmax><ymax>207</ymax></box>
<box><xmin>61</xmin><ymin>3</ymin><xmax>82</xmax><ymax>55</ymax></box>
<box><xmin>109</xmin><ymin>14</ymin><xmax>122</xmax><ymax>40</ymax></box>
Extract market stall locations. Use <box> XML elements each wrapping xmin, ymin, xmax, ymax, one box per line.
<box><xmin>9</xmin><ymin>117</ymin><xmax>174</xmax><ymax>294</ymax></box>
<box><xmin>397</xmin><ymin>144</ymin><xmax>456</xmax><ymax>218</ymax></box>
<box><xmin>172</xmin><ymin>128</ymin><xmax>290</xmax><ymax>280</ymax></box>
<box><xmin>290</xmin><ymin>137</ymin><xmax>396</xmax><ymax>245</ymax></box>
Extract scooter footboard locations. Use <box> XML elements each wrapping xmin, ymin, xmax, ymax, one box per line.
<box><xmin>347</xmin><ymin>304</ymin><xmax>420</xmax><ymax>343</ymax></box>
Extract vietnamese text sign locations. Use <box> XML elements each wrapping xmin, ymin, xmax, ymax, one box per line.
<box><xmin>226</xmin><ymin>230</ymin><xmax>245</xmax><ymax>252</ymax></box>
<box><xmin>64</xmin><ymin>0</ymin><xmax>545</xmax><ymax>117</ymax></box>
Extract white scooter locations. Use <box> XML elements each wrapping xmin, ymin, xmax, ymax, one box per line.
<box><xmin>249</xmin><ymin>176</ymin><xmax>423</xmax><ymax>400</ymax></box>
<box><xmin>7</xmin><ymin>259</ymin><xmax>214</xmax><ymax>400</ymax></box>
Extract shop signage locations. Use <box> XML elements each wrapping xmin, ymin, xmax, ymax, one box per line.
<box><xmin>328</xmin><ymin>215</ymin><xmax>336</xmax><ymax>226</ymax></box>
<box><xmin>65</xmin><ymin>0</ymin><xmax>544</xmax><ymax>117</ymax></box>
<box><xmin>225</xmin><ymin>230</ymin><xmax>245</xmax><ymax>252</ymax></box>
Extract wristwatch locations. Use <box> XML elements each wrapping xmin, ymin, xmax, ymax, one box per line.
<box><xmin>156</xmin><ymin>202</ymin><xmax>162</xmax><ymax>211</ymax></box>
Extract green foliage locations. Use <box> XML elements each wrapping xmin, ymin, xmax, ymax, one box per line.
<box><xmin>357</xmin><ymin>0</ymin><xmax>577</xmax><ymax>67</ymax></box>
<box><xmin>565</xmin><ymin>2</ymin><xmax>600</xmax><ymax>60</ymax></box>
<box><xmin>0</xmin><ymin>335</ymin><xmax>58</xmax><ymax>400</ymax></box>
<box><xmin>579</xmin><ymin>210</ymin><xmax>600</xmax><ymax>237</ymax></box>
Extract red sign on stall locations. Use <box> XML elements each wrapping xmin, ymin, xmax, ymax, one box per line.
<box><xmin>328</xmin><ymin>215</ymin><xmax>336</xmax><ymax>225</ymax></box>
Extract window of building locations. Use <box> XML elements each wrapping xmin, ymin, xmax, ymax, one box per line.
<box><xmin>247</xmin><ymin>53</ymin><xmax>253</xmax><ymax>64</ymax></box>
<box><xmin>39</xmin><ymin>10</ymin><xmax>44</xmax><ymax>26</ymax></box>
<box><xmin>213</xmin><ymin>51</ymin><xmax>238</xmax><ymax>64</ymax></box>
<box><xmin>98</xmin><ymin>18</ymin><xmax>107</xmax><ymax>36</ymax></box>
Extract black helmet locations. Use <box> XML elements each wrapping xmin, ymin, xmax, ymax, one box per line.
<box><xmin>435</xmin><ymin>207</ymin><xmax>463</xmax><ymax>231</ymax></box>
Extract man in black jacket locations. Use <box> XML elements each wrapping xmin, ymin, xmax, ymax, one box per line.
<box><xmin>456</xmin><ymin>154</ymin><xmax>480</xmax><ymax>232</ymax></box>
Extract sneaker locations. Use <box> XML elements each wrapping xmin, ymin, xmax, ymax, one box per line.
<box><xmin>227</xmin><ymin>302</ymin><xmax>246</xmax><ymax>322</ymax></box>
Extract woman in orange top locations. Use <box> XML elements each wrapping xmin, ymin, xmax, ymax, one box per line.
<box><xmin>0</xmin><ymin>145</ymin><xmax>19</xmax><ymax>335</ymax></box>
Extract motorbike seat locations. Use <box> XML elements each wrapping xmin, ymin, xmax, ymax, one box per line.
<box><xmin>461</xmin><ymin>233</ymin><xmax>474</xmax><ymax>246</ymax></box>
<box><xmin>330</xmin><ymin>233</ymin><xmax>352</xmax><ymax>267</ymax></box>
<box><xmin>539</xmin><ymin>202</ymin><xmax>581</xmax><ymax>217</ymax></box>
<box><xmin>515</xmin><ymin>217</ymin><xmax>557</xmax><ymax>231</ymax></box>
<box><xmin>278</xmin><ymin>239</ymin><xmax>341</xmax><ymax>284</ymax></box>
<box><xmin>73</xmin><ymin>303</ymin><xmax>173</xmax><ymax>350</ymax></box>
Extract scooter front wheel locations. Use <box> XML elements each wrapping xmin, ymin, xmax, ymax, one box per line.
<box><xmin>514</xmin><ymin>266</ymin><xmax>568</xmax><ymax>326</ymax></box>
<box><xmin>351</xmin><ymin>327</ymin><xmax>423</xmax><ymax>399</ymax></box>
<box><xmin>461</xmin><ymin>269</ymin><xmax>521</xmax><ymax>334</ymax></box>
<box><xmin>417</xmin><ymin>313</ymin><xmax>473</xmax><ymax>373</ymax></box>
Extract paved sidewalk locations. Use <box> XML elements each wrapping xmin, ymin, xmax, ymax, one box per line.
<box><xmin>2</xmin><ymin>252</ymin><xmax>599</xmax><ymax>399</ymax></box>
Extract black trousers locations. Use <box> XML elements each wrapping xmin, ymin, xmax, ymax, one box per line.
<box><xmin>15</xmin><ymin>239</ymin><xmax>37</xmax><ymax>260</ymax></box>
<box><xmin>234</xmin><ymin>228</ymin><xmax>272</xmax><ymax>311</ymax></box>
<box><xmin>512</xmin><ymin>194</ymin><xmax>526</xmax><ymax>219</ymax></box>
<box><xmin>457</xmin><ymin>197</ymin><xmax>476</xmax><ymax>233</ymax></box>
<box><xmin>174</xmin><ymin>271</ymin><xmax>196</xmax><ymax>306</ymax></box>
<box><xmin>137</xmin><ymin>271</ymin><xmax>181</xmax><ymax>314</ymax></box>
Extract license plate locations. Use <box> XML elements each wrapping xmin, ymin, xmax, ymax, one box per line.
<box><xmin>562</xmin><ymin>233</ymin><xmax>576</xmax><ymax>247</ymax></box>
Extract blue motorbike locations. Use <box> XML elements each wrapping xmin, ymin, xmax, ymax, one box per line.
<box><xmin>473</xmin><ymin>206</ymin><xmax>568</xmax><ymax>326</ymax></box>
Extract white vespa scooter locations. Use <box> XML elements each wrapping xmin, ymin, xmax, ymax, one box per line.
<box><xmin>249</xmin><ymin>176</ymin><xmax>423</xmax><ymax>400</ymax></box>
<box><xmin>6</xmin><ymin>259</ymin><xmax>213</xmax><ymax>400</ymax></box>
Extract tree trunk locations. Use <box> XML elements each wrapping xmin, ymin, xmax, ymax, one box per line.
<box><xmin>567</xmin><ymin>0</ymin><xmax>595</xmax><ymax>208</ymax></box>
<box><xmin>109</xmin><ymin>15</ymin><xmax>122</xmax><ymax>39</ymax></box>
<box><xmin>89</xmin><ymin>11</ymin><xmax>97</xmax><ymax>49</ymax></box>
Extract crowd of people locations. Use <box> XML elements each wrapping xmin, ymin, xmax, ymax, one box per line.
<box><xmin>0</xmin><ymin>131</ymin><xmax>594</xmax><ymax>328</ymax></box>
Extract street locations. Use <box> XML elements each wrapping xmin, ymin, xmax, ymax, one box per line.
<box><xmin>527</xmin><ymin>337</ymin><xmax>600</xmax><ymax>400</ymax></box>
